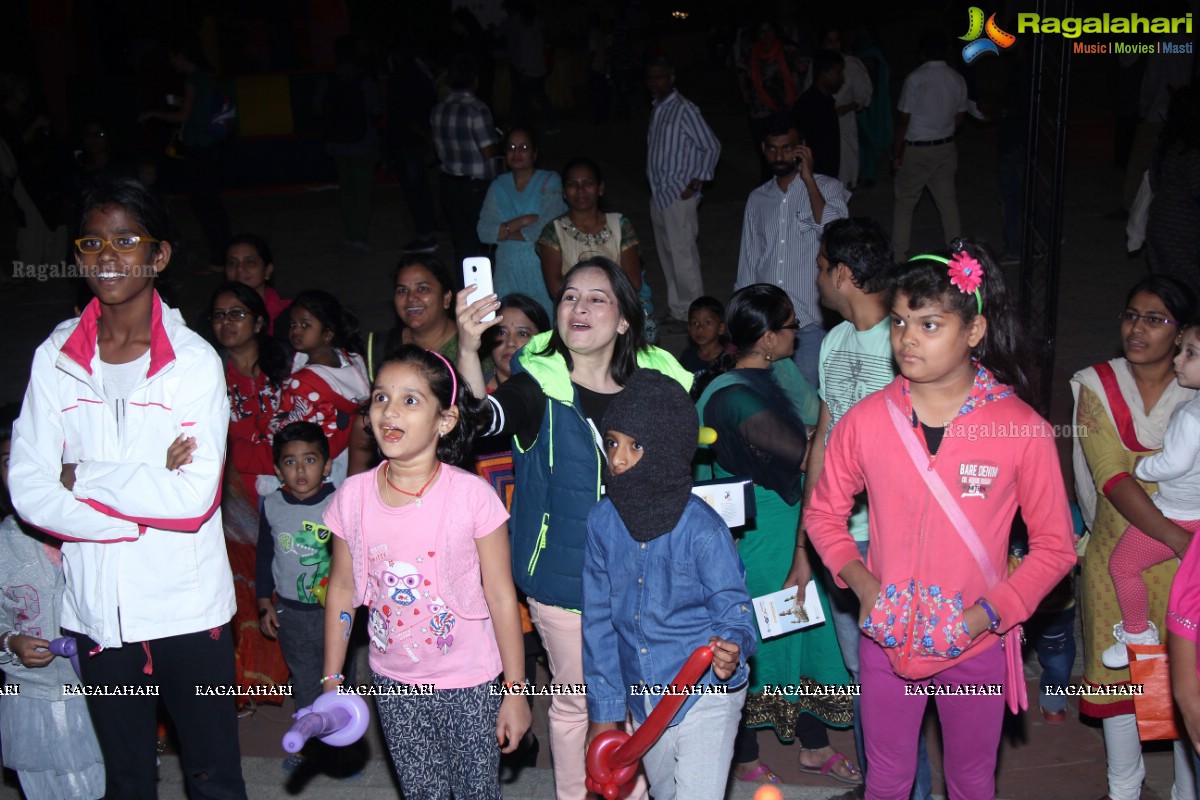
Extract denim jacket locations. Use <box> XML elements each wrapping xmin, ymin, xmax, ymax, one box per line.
<box><xmin>583</xmin><ymin>495</ymin><xmax>758</xmax><ymax>726</ymax></box>
<box><xmin>507</xmin><ymin>331</ymin><xmax>693</xmax><ymax>610</ymax></box>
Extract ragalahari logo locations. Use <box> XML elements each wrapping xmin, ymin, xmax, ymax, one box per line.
<box><xmin>960</xmin><ymin>7</ymin><xmax>1017</xmax><ymax>63</ymax></box>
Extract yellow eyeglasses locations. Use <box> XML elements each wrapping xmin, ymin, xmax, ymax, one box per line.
<box><xmin>75</xmin><ymin>235</ymin><xmax>159</xmax><ymax>254</ymax></box>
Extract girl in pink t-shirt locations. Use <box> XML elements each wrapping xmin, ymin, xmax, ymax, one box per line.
<box><xmin>321</xmin><ymin>345</ymin><xmax>531</xmax><ymax>798</ymax></box>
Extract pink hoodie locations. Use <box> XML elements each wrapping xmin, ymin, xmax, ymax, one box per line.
<box><xmin>806</xmin><ymin>374</ymin><xmax>1076</xmax><ymax>680</ymax></box>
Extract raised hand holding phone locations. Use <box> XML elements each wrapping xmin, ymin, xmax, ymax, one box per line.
<box><xmin>463</xmin><ymin>258</ymin><xmax>496</xmax><ymax>323</ymax></box>
<box><xmin>794</xmin><ymin>143</ymin><xmax>815</xmax><ymax>180</ymax></box>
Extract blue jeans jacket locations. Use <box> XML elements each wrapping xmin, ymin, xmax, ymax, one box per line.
<box><xmin>582</xmin><ymin>495</ymin><xmax>758</xmax><ymax>726</ymax></box>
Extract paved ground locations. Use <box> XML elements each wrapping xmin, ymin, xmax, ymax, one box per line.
<box><xmin>0</xmin><ymin>51</ymin><xmax>1187</xmax><ymax>799</ymax></box>
<box><xmin>0</xmin><ymin>668</ymin><xmax>1170</xmax><ymax>800</ymax></box>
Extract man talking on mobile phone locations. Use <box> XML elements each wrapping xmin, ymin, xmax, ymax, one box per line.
<box><xmin>734</xmin><ymin>111</ymin><xmax>849</xmax><ymax>389</ymax></box>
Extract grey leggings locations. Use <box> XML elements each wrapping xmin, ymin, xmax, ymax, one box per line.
<box><xmin>374</xmin><ymin>674</ymin><xmax>503</xmax><ymax>800</ymax></box>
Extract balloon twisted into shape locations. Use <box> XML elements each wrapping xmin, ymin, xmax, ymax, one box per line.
<box><xmin>585</xmin><ymin>646</ymin><xmax>715</xmax><ymax>800</ymax></box>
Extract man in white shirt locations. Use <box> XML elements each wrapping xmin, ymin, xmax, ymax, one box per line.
<box><xmin>819</xmin><ymin>28</ymin><xmax>874</xmax><ymax>189</ymax></box>
<box><xmin>736</xmin><ymin>111</ymin><xmax>850</xmax><ymax>388</ymax></box>
<box><xmin>890</xmin><ymin>30</ymin><xmax>968</xmax><ymax>261</ymax></box>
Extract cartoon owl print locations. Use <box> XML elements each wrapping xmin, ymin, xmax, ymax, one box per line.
<box><xmin>378</xmin><ymin>560</ymin><xmax>424</xmax><ymax>607</ymax></box>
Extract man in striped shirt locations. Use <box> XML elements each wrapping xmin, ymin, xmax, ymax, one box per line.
<box><xmin>735</xmin><ymin>111</ymin><xmax>850</xmax><ymax>389</ymax></box>
<box><xmin>646</xmin><ymin>57</ymin><xmax>721</xmax><ymax>322</ymax></box>
<box><xmin>431</xmin><ymin>55</ymin><xmax>499</xmax><ymax>272</ymax></box>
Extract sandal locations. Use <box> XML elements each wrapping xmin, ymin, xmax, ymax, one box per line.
<box><xmin>733</xmin><ymin>762</ymin><xmax>782</xmax><ymax>785</ymax></box>
<box><xmin>797</xmin><ymin>751</ymin><xmax>863</xmax><ymax>785</ymax></box>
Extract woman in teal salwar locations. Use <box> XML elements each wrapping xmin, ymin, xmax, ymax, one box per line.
<box><xmin>476</xmin><ymin>128</ymin><xmax>566</xmax><ymax>317</ymax></box>
<box><xmin>695</xmin><ymin>284</ymin><xmax>858</xmax><ymax>787</ymax></box>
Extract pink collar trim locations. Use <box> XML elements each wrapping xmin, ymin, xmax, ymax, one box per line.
<box><xmin>60</xmin><ymin>293</ymin><xmax>176</xmax><ymax>377</ymax></box>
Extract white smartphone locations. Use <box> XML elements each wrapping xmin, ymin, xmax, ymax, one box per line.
<box><xmin>463</xmin><ymin>257</ymin><xmax>496</xmax><ymax>322</ymax></box>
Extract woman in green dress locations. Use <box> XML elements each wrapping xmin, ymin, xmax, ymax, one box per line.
<box><xmin>695</xmin><ymin>284</ymin><xmax>857</xmax><ymax>787</ymax></box>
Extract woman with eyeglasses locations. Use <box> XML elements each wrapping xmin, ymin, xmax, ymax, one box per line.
<box><xmin>9</xmin><ymin>175</ymin><xmax>248</xmax><ymax>797</ymax></box>
<box><xmin>205</xmin><ymin>282</ymin><xmax>289</xmax><ymax>498</ymax></box>
<box><xmin>1072</xmin><ymin>275</ymin><xmax>1199</xmax><ymax>800</ymax></box>
<box><xmin>694</xmin><ymin>284</ymin><xmax>856</xmax><ymax>788</ymax></box>
<box><xmin>204</xmin><ymin>281</ymin><xmax>292</xmax><ymax>706</ymax></box>
<box><xmin>477</xmin><ymin>129</ymin><xmax>565</xmax><ymax>318</ymax></box>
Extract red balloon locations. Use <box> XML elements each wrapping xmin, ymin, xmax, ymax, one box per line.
<box><xmin>584</xmin><ymin>646</ymin><xmax>715</xmax><ymax>799</ymax></box>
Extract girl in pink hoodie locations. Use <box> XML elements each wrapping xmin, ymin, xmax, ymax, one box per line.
<box><xmin>806</xmin><ymin>239</ymin><xmax>1076</xmax><ymax>800</ymax></box>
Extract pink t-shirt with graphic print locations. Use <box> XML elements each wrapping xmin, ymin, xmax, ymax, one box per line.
<box><xmin>325</xmin><ymin>464</ymin><xmax>508</xmax><ymax>688</ymax></box>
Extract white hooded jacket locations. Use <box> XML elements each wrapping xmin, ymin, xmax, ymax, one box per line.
<box><xmin>10</xmin><ymin>294</ymin><xmax>236</xmax><ymax>648</ymax></box>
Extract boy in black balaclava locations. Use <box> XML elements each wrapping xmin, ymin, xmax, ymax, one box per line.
<box><xmin>581</xmin><ymin>369</ymin><xmax>758</xmax><ymax>800</ymax></box>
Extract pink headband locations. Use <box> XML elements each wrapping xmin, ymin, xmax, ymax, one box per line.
<box><xmin>427</xmin><ymin>350</ymin><xmax>458</xmax><ymax>407</ymax></box>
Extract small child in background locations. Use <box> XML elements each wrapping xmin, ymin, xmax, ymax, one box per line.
<box><xmin>273</xmin><ymin>290</ymin><xmax>370</xmax><ymax>490</ymax></box>
<box><xmin>1104</xmin><ymin>324</ymin><xmax>1200</xmax><ymax>669</ymax></box>
<box><xmin>678</xmin><ymin>296</ymin><xmax>734</xmax><ymax>375</ymax></box>
<box><xmin>0</xmin><ymin>403</ymin><xmax>106</xmax><ymax>799</ymax></box>
<box><xmin>255</xmin><ymin>422</ymin><xmax>336</xmax><ymax>772</ymax></box>
<box><xmin>583</xmin><ymin>370</ymin><xmax>757</xmax><ymax>800</ymax></box>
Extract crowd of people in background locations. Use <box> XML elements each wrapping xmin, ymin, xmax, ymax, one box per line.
<box><xmin>2</xmin><ymin>5</ymin><xmax>1200</xmax><ymax>800</ymax></box>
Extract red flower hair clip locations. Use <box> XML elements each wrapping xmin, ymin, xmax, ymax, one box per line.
<box><xmin>948</xmin><ymin>252</ymin><xmax>984</xmax><ymax>313</ymax></box>
<box><xmin>907</xmin><ymin>245</ymin><xmax>985</xmax><ymax>314</ymax></box>
<box><xmin>948</xmin><ymin>252</ymin><xmax>983</xmax><ymax>294</ymax></box>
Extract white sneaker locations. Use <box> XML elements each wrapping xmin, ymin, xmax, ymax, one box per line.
<box><xmin>1101</xmin><ymin>620</ymin><xmax>1159</xmax><ymax>669</ymax></box>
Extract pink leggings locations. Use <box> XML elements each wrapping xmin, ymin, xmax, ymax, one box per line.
<box><xmin>527</xmin><ymin>599</ymin><xmax>647</xmax><ymax>800</ymax></box>
<box><xmin>860</xmin><ymin>640</ymin><xmax>1005</xmax><ymax>800</ymax></box>
<box><xmin>1109</xmin><ymin>517</ymin><xmax>1200</xmax><ymax>634</ymax></box>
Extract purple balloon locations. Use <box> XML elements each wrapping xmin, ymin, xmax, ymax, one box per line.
<box><xmin>281</xmin><ymin>692</ymin><xmax>370</xmax><ymax>753</ymax></box>
<box><xmin>48</xmin><ymin>636</ymin><xmax>81</xmax><ymax>678</ymax></box>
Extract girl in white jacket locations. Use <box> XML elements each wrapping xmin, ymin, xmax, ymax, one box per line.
<box><xmin>9</xmin><ymin>176</ymin><xmax>247</xmax><ymax>798</ymax></box>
